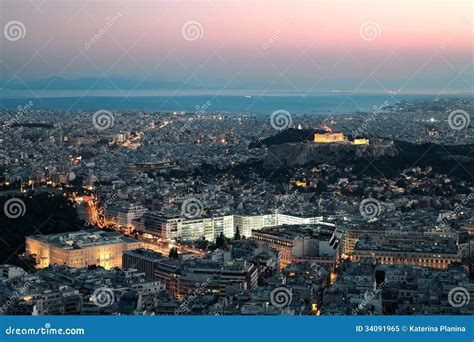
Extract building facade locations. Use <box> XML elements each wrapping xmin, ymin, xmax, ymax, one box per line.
<box><xmin>26</xmin><ymin>230</ymin><xmax>142</xmax><ymax>269</ymax></box>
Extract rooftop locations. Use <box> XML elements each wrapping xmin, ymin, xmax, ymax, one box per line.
<box><xmin>354</xmin><ymin>237</ymin><xmax>458</xmax><ymax>254</ymax></box>
<box><xmin>27</xmin><ymin>229</ymin><xmax>139</xmax><ymax>250</ymax></box>
<box><xmin>252</xmin><ymin>224</ymin><xmax>329</xmax><ymax>241</ymax></box>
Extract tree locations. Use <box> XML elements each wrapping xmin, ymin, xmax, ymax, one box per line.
<box><xmin>196</xmin><ymin>237</ymin><xmax>208</xmax><ymax>250</ymax></box>
<box><xmin>21</xmin><ymin>254</ymin><xmax>38</xmax><ymax>273</ymax></box>
<box><xmin>169</xmin><ymin>247</ymin><xmax>179</xmax><ymax>259</ymax></box>
<box><xmin>234</xmin><ymin>226</ymin><xmax>241</xmax><ymax>240</ymax></box>
<box><xmin>0</xmin><ymin>193</ymin><xmax>81</xmax><ymax>268</ymax></box>
<box><xmin>215</xmin><ymin>232</ymin><xmax>225</xmax><ymax>249</ymax></box>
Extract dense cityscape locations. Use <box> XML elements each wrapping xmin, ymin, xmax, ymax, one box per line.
<box><xmin>0</xmin><ymin>97</ymin><xmax>472</xmax><ymax>316</ymax></box>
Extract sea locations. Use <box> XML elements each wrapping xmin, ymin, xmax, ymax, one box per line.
<box><xmin>0</xmin><ymin>93</ymin><xmax>470</xmax><ymax>115</ymax></box>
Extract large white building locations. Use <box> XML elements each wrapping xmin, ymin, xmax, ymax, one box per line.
<box><xmin>140</xmin><ymin>212</ymin><xmax>326</xmax><ymax>241</ymax></box>
<box><xmin>105</xmin><ymin>203</ymin><xmax>148</xmax><ymax>227</ymax></box>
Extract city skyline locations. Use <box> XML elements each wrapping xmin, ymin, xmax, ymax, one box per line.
<box><xmin>0</xmin><ymin>0</ymin><xmax>473</xmax><ymax>328</ymax></box>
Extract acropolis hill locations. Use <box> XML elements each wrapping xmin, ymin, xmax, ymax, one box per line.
<box><xmin>313</xmin><ymin>133</ymin><xmax>369</xmax><ymax>145</ymax></box>
<box><xmin>265</xmin><ymin>133</ymin><xmax>397</xmax><ymax>167</ymax></box>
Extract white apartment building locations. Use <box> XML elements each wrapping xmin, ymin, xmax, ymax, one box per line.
<box><xmin>143</xmin><ymin>212</ymin><xmax>326</xmax><ymax>242</ymax></box>
<box><xmin>105</xmin><ymin>203</ymin><xmax>148</xmax><ymax>227</ymax></box>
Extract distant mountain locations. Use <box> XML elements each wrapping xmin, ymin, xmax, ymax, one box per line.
<box><xmin>0</xmin><ymin>76</ymin><xmax>204</xmax><ymax>91</ymax></box>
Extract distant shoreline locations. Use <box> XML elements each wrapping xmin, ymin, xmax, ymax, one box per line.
<box><xmin>0</xmin><ymin>93</ymin><xmax>471</xmax><ymax>114</ymax></box>
<box><xmin>0</xmin><ymin>90</ymin><xmax>472</xmax><ymax>99</ymax></box>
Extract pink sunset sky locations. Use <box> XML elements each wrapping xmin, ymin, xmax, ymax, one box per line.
<box><xmin>0</xmin><ymin>0</ymin><xmax>472</xmax><ymax>94</ymax></box>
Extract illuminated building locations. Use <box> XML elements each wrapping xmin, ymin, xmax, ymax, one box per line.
<box><xmin>141</xmin><ymin>212</ymin><xmax>326</xmax><ymax>242</ymax></box>
<box><xmin>343</xmin><ymin>226</ymin><xmax>387</xmax><ymax>255</ymax></box>
<box><xmin>234</xmin><ymin>214</ymin><xmax>275</xmax><ymax>238</ymax></box>
<box><xmin>26</xmin><ymin>230</ymin><xmax>142</xmax><ymax>269</ymax></box>
<box><xmin>124</xmin><ymin>249</ymin><xmax>258</xmax><ymax>299</ymax></box>
<box><xmin>251</xmin><ymin>225</ymin><xmax>339</xmax><ymax>270</ymax></box>
<box><xmin>233</xmin><ymin>214</ymin><xmax>327</xmax><ymax>239</ymax></box>
<box><xmin>313</xmin><ymin>133</ymin><xmax>370</xmax><ymax>145</ymax></box>
<box><xmin>219</xmin><ymin>260</ymin><xmax>258</xmax><ymax>297</ymax></box>
<box><xmin>313</xmin><ymin>133</ymin><xmax>346</xmax><ymax>143</ymax></box>
<box><xmin>140</xmin><ymin>213</ymin><xmax>212</xmax><ymax>241</ymax></box>
<box><xmin>123</xmin><ymin>248</ymin><xmax>164</xmax><ymax>279</ymax></box>
<box><xmin>118</xmin><ymin>204</ymin><xmax>148</xmax><ymax>227</ymax></box>
<box><xmin>103</xmin><ymin>203</ymin><xmax>148</xmax><ymax>227</ymax></box>
<box><xmin>126</xmin><ymin>251</ymin><xmax>257</xmax><ymax>300</ymax></box>
<box><xmin>292</xmin><ymin>180</ymin><xmax>308</xmax><ymax>188</ymax></box>
<box><xmin>353</xmin><ymin>138</ymin><xmax>369</xmax><ymax>145</ymax></box>
<box><xmin>351</xmin><ymin>236</ymin><xmax>460</xmax><ymax>269</ymax></box>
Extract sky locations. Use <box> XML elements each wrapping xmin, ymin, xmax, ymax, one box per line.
<box><xmin>0</xmin><ymin>0</ymin><xmax>472</xmax><ymax>95</ymax></box>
